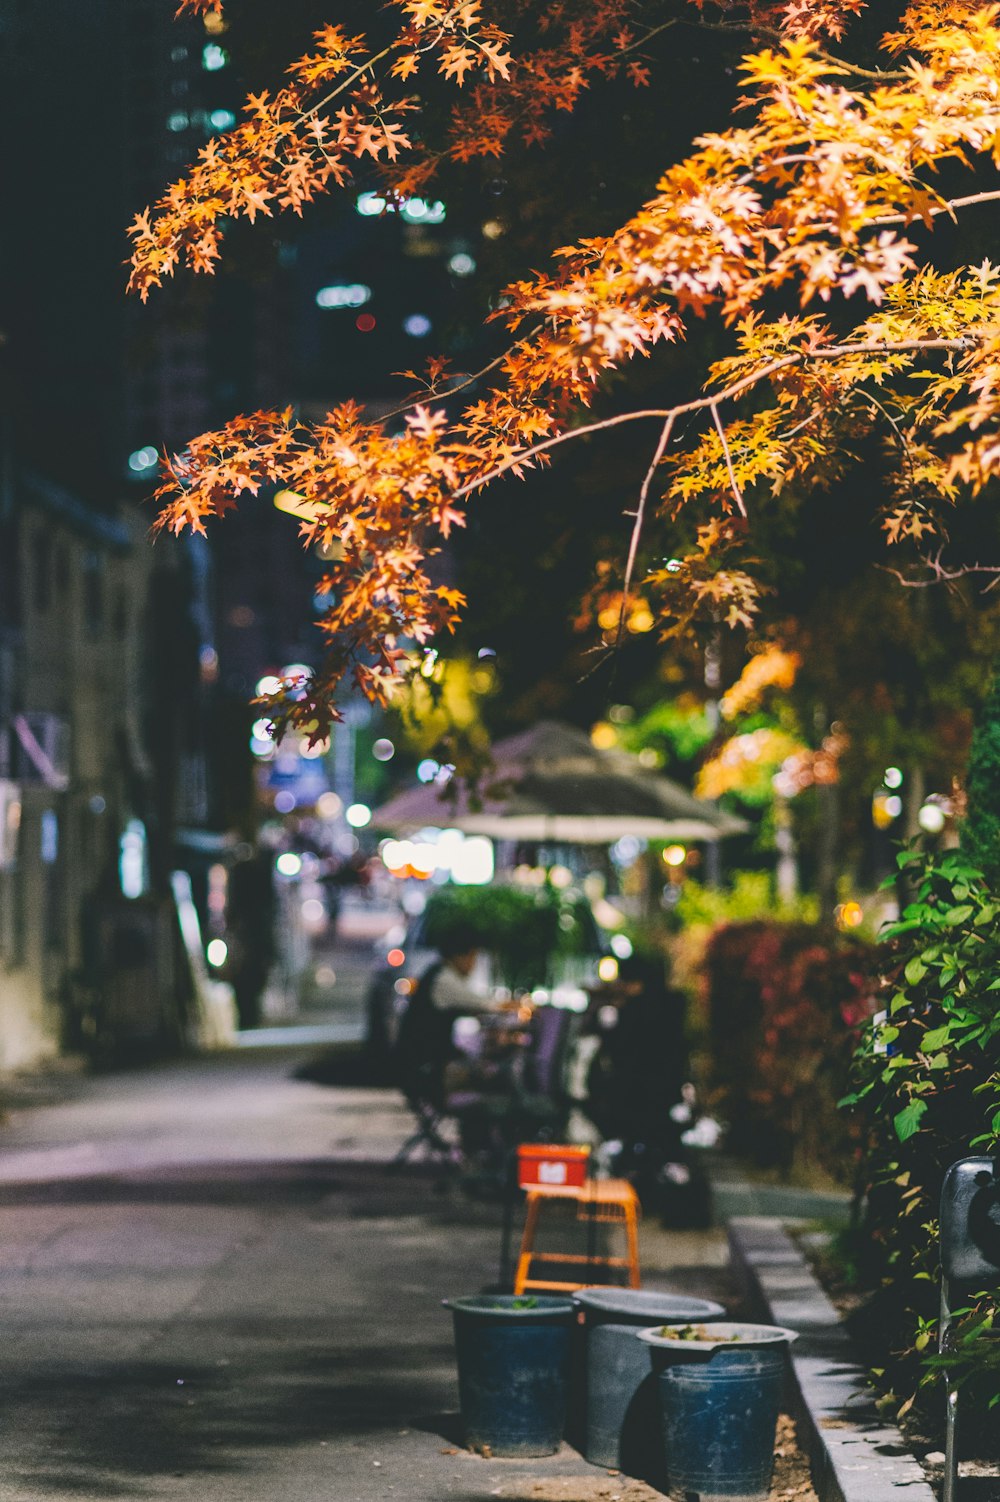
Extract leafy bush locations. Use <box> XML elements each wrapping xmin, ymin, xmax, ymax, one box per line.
<box><xmin>704</xmin><ymin>920</ymin><xmax>874</xmax><ymax>1181</ymax></box>
<box><xmin>963</xmin><ymin>673</ymin><xmax>1000</xmax><ymax>888</ymax></box>
<box><xmin>422</xmin><ymin>882</ymin><xmax>598</xmax><ymax>992</ymax></box>
<box><xmin>666</xmin><ymin>871</ymin><xmax>818</xmax><ymax>1001</ymax></box>
<box><xmin>843</xmin><ymin>849</ymin><xmax>1000</xmax><ymax>1420</ymax></box>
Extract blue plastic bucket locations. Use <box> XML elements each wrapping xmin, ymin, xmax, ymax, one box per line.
<box><xmin>572</xmin><ymin>1287</ymin><xmax>726</xmax><ymax>1475</ymax></box>
<box><xmin>444</xmin><ymin>1294</ymin><xmax>575</xmax><ymax>1457</ymax></box>
<box><xmin>638</xmin><ymin>1321</ymin><xmax>797</xmax><ymax>1502</ymax></box>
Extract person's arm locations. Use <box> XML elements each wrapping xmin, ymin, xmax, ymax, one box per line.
<box><xmin>430</xmin><ymin>965</ymin><xmax>495</xmax><ymax>1014</ymax></box>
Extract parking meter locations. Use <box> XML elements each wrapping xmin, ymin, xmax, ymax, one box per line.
<box><xmin>938</xmin><ymin>1156</ymin><xmax>1000</xmax><ymax>1502</ymax></box>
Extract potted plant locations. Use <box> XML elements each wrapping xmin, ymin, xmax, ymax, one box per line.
<box><xmin>637</xmin><ymin>1321</ymin><xmax>797</xmax><ymax>1501</ymax></box>
<box><xmin>443</xmin><ymin>1293</ymin><xmax>575</xmax><ymax>1456</ymax></box>
<box><xmin>572</xmin><ymin>1288</ymin><xmax>725</xmax><ymax>1477</ymax></box>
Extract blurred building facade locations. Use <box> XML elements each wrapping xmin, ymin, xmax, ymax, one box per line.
<box><xmin>0</xmin><ymin>0</ymin><xmax>485</xmax><ymax>1064</ymax></box>
<box><xmin>0</xmin><ymin>456</ymin><xmax>203</xmax><ymax>1067</ymax></box>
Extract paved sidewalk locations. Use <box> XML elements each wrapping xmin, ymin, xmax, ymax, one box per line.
<box><xmin>0</xmin><ymin>1045</ymin><xmax>733</xmax><ymax>1502</ymax></box>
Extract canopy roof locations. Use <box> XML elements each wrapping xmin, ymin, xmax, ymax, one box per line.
<box><xmin>372</xmin><ymin>720</ymin><xmax>746</xmax><ymax>844</ymax></box>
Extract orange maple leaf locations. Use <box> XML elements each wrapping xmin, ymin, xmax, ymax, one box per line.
<box><xmin>441</xmin><ymin>44</ymin><xmax>477</xmax><ymax>84</ymax></box>
<box><xmin>391</xmin><ymin>52</ymin><xmax>422</xmax><ymax>80</ymax></box>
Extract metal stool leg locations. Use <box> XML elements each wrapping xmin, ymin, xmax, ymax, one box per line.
<box><xmin>514</xmin><ymin>1194</ymin><xmax>542</xmax><ymax>1295</ymax></box>
<box><xmin>625</xmin><ymin>1197</ymin><xmax>641</xmax><ymax>1287</ymax></box>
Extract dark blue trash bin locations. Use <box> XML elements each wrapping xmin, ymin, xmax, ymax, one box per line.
<box><xmin>444</xmin><ymin>1294</ymin><xmax>575</xmax><ymax>1457</ymax></box>
<box><xmin>573</xmin><ymin>1287</ymin><xmax>725</xmax><ymax>1474</ymax></box>
<box><xmin>638</xmin><ymin>1321</ymin><xmax>797</xmax><ymax>1502</ymax></box>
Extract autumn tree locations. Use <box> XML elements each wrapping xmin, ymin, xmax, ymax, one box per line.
<box><xmin>133</xmin><ymin>0</ymin><xmax>1000</xmax><ymax>749</ymax></box>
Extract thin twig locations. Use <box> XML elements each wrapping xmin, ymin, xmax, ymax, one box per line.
<box><xmin>711</xmin><ymin>401</ymin><xmax>746</xmax><ymax>518</ymax></box>
<box><xmin>878</xmin><ymin>556</ymin><xmax>1000</xmax><ymax>588</ymax></box>
<box><xmin>301</xmin><ymin>44</ymin><xmax>399</xmax><ymax>122</ymax></box>
<box><xmin>870</xmin><ymin>190</ymin><xmax>1000</xmax><ymax>228</ymax></box>
<box><xmin>615</xmin><ymin>415</ymin><xmax>675</xmax><ymax>652</ymax></box>
<box><xmin>377</xmin><ymin>328</ymin><xmax>543</xmax><ymax>425</ymax></box>
<box><xmin>856</xmin><ymin>388</ymin><xmax>918</xmax><ymax>490</ymax></box>
<box><xmin>777</xmin><ymin>404</ymin><xmax>824</xmax><ymax>443</ymax></box>
<box><xmin>813</xmin><ymin>49</ymin><xmax>908</xmax><ymax>83</ymax></box>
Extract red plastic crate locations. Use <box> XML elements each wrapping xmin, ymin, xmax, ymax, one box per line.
<box><xmin>517</xmin><ymin>1142</ymin><xmax>591</xmax><ymax>1190</ymax></box>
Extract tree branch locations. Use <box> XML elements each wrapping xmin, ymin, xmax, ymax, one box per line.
<box><xmin>453</xmin><ymin>335</ymin><xmax>979</xmax><ymax>497</ymax></box>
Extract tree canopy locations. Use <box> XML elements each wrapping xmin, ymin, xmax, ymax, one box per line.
<box><xmin>136</xmin><ymin>0</ymin><xmax>1000</xmax><ymax>739</ymax></box>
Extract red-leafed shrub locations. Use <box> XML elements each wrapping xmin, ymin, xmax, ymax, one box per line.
<box><xmin>703</xmin><ymin>921</ymin><xmax>875</xmax><ymax>1182</ymax></box>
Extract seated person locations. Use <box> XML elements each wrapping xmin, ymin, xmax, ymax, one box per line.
<box><xmin>393</xmin><ymin>923</ymin><xmax>495</xmax><ymax>1107</ymax></box>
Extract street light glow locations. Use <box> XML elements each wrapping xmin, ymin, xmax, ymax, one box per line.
<box><xmin>316</xmin><ymin>283</ymin><xmax>372</xmax><ymax>309</ymax></box>
<box><xmin>356</xmin><ymin>192</ymin><xmax>446</xmax><ymax>223</ymax></box>
<box><xmin>128</xmin><ymin>446</ymin><xmax>158</xmax><ymax>473</ymax></box>
<box><xmin>918</xmin><ymin>801</ymin><xmax>947</xmax><ymax>833</ymax></box>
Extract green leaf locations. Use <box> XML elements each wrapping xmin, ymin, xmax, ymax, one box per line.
<box><xmin>922</xmin><ymin>1025</ymin><xmax>951</xmax><ymax>1051</ymax></box>
<box><xmin>905</xmin><ymin>956</ymin><xmax>928</xmax><ymax>985</ymax></box>
<box><xmin>945</xmin><ymin>905</ymin><xmax>975</xmax><ymax>925</ymax></box>
<box><xmin>894</xmin><ymin>1100</ymin><xmax>928</xmax><ymax>1142</ymax></box>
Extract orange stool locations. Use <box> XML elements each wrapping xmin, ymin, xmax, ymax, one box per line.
<box><xmin>513</xmin><ymin>1177</ymin><xmax>641</xmax><ymax>1295</ymax></box>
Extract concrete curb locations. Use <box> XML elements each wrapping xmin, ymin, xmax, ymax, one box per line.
<box><xmin>727</xmin><ymin>1216</ymin><xmax>936</xmax><ymax>1502</ymax></box>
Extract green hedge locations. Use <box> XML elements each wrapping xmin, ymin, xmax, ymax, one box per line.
<box><xmin>422</xmin><ymin>882</ymin><xmax>598</xmax><ymax>992</ymax></box>
<box><xmin>704</xmin><ymin>920</ymin><xmax>874</xmax><ymax>1181</ymax></box>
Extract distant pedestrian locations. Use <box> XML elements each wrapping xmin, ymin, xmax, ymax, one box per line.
<box><xmin>227</xmin><ymin>848</ymin><xmax>276</xmax><ymax>1030</ymax></box>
